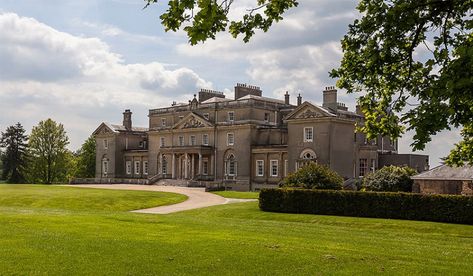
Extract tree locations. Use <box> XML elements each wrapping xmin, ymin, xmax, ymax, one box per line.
<box><xmin>74</xmin><ymin>135</ymin><xmax>96</xmax><ymax>178</ymax></box>
<box><xmin>144</xmin><ymin>0</ymin><xmax>298</xmax><ymax>45</ymax></box>
<box><xmin>282</xmin><ymin>163</ymin><xmax>343</xmax><ymax>190</ymax></box>
<box><xmin>362</xmin><ymin>166</ymin><xmax>417</xmax><ymax>192</ymax></box>
<box><xmin>330</xmin><ymin>0</ymin><xmax>473</xmax><ymax>165</ymax></box>
<box><xmin>0</xmin><ymin>123</ymin><xmax>28</xmax><ymax>183</ymax></box>
<box><xmin>28</xmin><ymin>119</ymin><xmax>70</xmax><ymax>184</ymax></box>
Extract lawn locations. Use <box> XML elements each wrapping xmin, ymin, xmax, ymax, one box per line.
<box><xmin>211</xmin><ymin>190</ymin><xmax>259</xmax><ymax>199</ymax></box>
<box><xmin>0</xmin><ymin>184</ymin><xmax>472</xmax><ymax>275</ymax></box>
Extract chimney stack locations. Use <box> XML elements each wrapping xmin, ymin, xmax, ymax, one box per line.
<box><xmin>234</xmin><ymin>83</ymin><xmax>262</xmax><ymax>100</ymax></box>
<box><xmin>123</xmin><ymin>109</ymin><xmax>132</xmax><ymax>130</ymax></box>
<box><xmin>297</xmin><ymin>94</ymin><xmax>302</xmax><ymax>106</ymax></box>
<box><xmin>322</xmin><ymin>86</ymin><xmax>337</xmax><ymax>111</ymax></box>
<box><xmin>284</xmin><ymin>91</ymin><xmax>290</xmax><ymax>105</ymax></box>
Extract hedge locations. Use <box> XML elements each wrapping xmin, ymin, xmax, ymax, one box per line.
<box><xmin>259</xmin><ymin>188</ymin><xmax>473</xmax><ymax>224</ymax></box>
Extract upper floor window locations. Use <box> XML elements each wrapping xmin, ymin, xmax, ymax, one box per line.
<box><xmin>227</xmin><ymin>133</ymin><xmax>234</xmax><ymax>146</ymax></box>
<box><xmin>103</xmin><ymin>139</ymin><xmax>108</xmax><ymax>149</ymax></box>
<box><xmin>270</xmin><ymin>160</ymin><xmax>278</xmax><ymax>177</ymax></box>
<box><xmin>264</xmin><ymin>113</ymin><xmax>270</xmax><ymax>122</ymax></box>
<box><xmin>304</xmin><ymin>127</ymin><xmax>313</xmax><ymax>142</ymax></box>
<box><xmin>203</xmin><ymin>113</ymin><xmax>209</xmax><ymax>120</ymax></box>
<box><xmin>190</xmin><ymin>135</ymin><xmax>196</xmax><ymax>146</ymax></box>
<box><xmin>359</xmin><ymin>158</ymin><xmax>368</xmax><ymax>177</ymax></box>
<box><xmin>161</xmin><ymin>118</ymin><xmax>166</xmax><ymax>127</ymax></box>
<box><xmin>202</xmin><ymin>134</ymin><xmax>209</xmax><ymax>146</ymax></box>
<box><xmin>178</xmin><ymin>136</ymin><xmax>184</xmax><ymax>146</ymax></box>
<box><xmin>228</xmin><ymin>111</ymin><xmax>235</xmax><ymax>122</ymax></box>
<box><xmin>160</xmin><ymin>137</ymin><xmax>165</xmax><ymax>147</ymax></box>
<box><xmin>134</xmin><ymin>161</ymin><xmax>141</xmax><ymax>175</ymax></box>
<box><xmin>143</xmin><ymin>161</ymin><xmax>149</xmax><ymax>175</ymax></box>
<box><xmin>256</xmin><ymin>160</ymin><xmax>264</xmax><ymax>176</ymax></box>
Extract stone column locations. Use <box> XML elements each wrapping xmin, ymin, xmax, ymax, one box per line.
<box><xmin>185</xmin><ymin>154</ymin><xmax>189</xmax><ymax>179</ymax></box>
<box><xmin>198</xmin><ymin>153</ymin><xmax>202</xmax><ymax>176</ymax></box>
<box><xmin>191</xmin><ymin>154</ymin><xmax>195</xmax><ymax>179</ymax></box>
<box><xmin>172</xmin><ymin>153</ymin><xmax>176</xmax><ymax>179</ymax></box>
<box><xmin>211</xmin><ymin>155</ymin><xmax>214</xmax><ymax>177</ymax></box>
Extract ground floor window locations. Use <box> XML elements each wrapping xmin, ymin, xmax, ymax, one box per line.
<box><xmin>284</xmin><ymin>160</ymin><xmax>288</xmax><ymax>177</ymax></box>
<box><xmin>270</xmin><ymin>160</ymin><xmax>278</xmax><ymax>177</ymax></box>
<box><xmin>226</xmin><ymin>154</ymin><xmax>236</xmax><ymax>176</ymax></box>
<box><xmin>134</xmin><ymin>161</ymin><xmax>141</xmax><ymax>175</ymax></box>
<box><xmin>202</xmin><ymin>159</ymin><xmax>209</xmax><ymax>175</ymax></box>
<box><xmin>359</xmin><ymin>158</ymin><xmax>368</xmax><ymax>177</ymax></box>
<box><xmin>370</xmin><ymin>159</ymin><xmax>376</xmax><ymax>173</ymax></box>
<box><xmin>102</xmin><ymin>160</ymin><xmax>108</xmax><ymax>176</ymax></box>
<box><xmin>143</xmin><ymin>161</ymin><xmax>148</xmax><ymax>175</ymax></box>
<box><xmin>256</xmin><ymin>160</ymin><xmax>264</xmax><ymax>176</ymax></box>
<box><xmin>162</xmin><ymin>156</ymin><xmax>167</xmax><ymax>175</ymax></box>
<box><xmin>126</xmin><ymin>161</ymin><xmax>132</xmax><ymax>175</ymax></box>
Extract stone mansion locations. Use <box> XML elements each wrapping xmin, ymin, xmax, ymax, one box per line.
<box><xmin>92</xmin><ymin>83</ymin><xmax>429</xmax><ymax>191</ymax></box>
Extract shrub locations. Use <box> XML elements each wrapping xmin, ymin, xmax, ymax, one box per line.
<box><xmin>282</xmin><ymin>163</ymin><xmax>343</xmax><ymax>190</ymax></box>
<box><xmin>259</xmin><ymin>188</ymin><xmax>473</xmax><ymax>224</ymax></box>
<box><xmin>362</xmin><ymin>165</ymin><xmax>417</xmax><ymax>192</ymax></box>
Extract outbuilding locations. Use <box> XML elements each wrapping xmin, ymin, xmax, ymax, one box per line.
<box><xmin>412</xmin><ymin>164</ymin><xmax>473</xmax><ymax>195</ymax></box>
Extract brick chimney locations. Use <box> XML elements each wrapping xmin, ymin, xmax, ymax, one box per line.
<box><xmin>322</xmin><ymin>86</ymin><xmax>337</xmax><ymax>111</ymax></box>
<box><xmin>284</xmin><ymin>91</ymin><xmax>290</xmax><ymax>105</ymax></box>
<box><xmin>234</xmin><ymin>83</ymin><xmax>262</xmax><ymax>99</ymax></box>
<box><xmin>123</xmin><ymin>109</ymin><xmax>132</xmax><ymax>130</ymax></box>
<box><xmin>297</xmin><ymin>93</ymin><xmax>302</xmax><ymax>106</ymax></box>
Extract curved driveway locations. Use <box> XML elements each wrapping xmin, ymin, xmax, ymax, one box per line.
<box><xmin>70</xmin><ymin>184</ymin><xmax>255</xmax><ymax>214</ymax></box>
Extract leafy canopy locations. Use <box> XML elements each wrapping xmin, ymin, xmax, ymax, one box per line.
<box><xmin>362</xmin><ymin>165</ymin><xmax>417</xmax><ymax>192</ymax></box>
<box><xmin>282</xmin><ymin>163</ymin><xmax>343</xmax><ymax>190</ymax></box>
<box><xmin>74</xmin><ymin>135</ymin><xmax>96</xmax><ymax>178</ymax></box>
<box><xmin>145</xmin><ymin>0</ymin><xmax>298</xmax><ymax>45</ymax></box>
<box><xmin>330</xmin><ymin>0</ymin><xmax>473</xmax><ymax>165</ymax></box>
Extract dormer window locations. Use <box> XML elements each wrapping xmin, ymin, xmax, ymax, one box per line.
<box><xmin>228</xmin><ymin>111</ymin><xmax>235</xmax><ymax>122</ymax></box>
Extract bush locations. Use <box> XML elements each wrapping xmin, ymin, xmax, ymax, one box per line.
<box><xmin>362</xmin><ymin>166</ymin><xmax>417</xmax><ymax>192</ymax></box>
<box><xmin>259</xmin><ymin>188</ymin><xmax>473</xmax><ymax>224</ymax></box>
<box><xmin>282</xmin><ymin>163</ymin><xmax>343</xmax><ymax>190</ymax></box>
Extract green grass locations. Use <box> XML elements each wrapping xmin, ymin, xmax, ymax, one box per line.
<box><xmin>0</xmin><ymin>184</ymin><xmax>472</xmax><ymax>275</ymax></box>
<box><xmin>211</xmin><ymin>190</ymin><xmax>259</xmax><ymax>199</ymax></box>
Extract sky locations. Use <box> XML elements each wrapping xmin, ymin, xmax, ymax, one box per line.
<box><xmin>0</xmin><ymin>0</ymin><xmax>461</xmax><ymax>167</ymax></box>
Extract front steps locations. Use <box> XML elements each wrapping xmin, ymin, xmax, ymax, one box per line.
<box><xmin>156</xmin><ymin>179</ymin><xmax>204</xmax><ymax>187</ymax></box>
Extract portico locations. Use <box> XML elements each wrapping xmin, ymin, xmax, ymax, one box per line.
<box><xmin>157</xmin><ymin>146</ymin><xmax>214</xmax><ymax>181</ymax></box>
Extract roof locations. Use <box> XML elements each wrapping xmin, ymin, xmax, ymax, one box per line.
<box><xmin>237</xmin><ymin>94</ymin><xmax>286</xmax><ymax>104</ymax></box>
<box><xmin>201</xmin><ymin>97</ymin><xmax>231</xmax><ymax>104</ymax></box>
<box><xmin>98</xmin><ymin>122</ymin><xmax>148</xmax><ymax>133</ymax></box>
<box><xmin>412</xmin><ymin>164</ymin><xmax>473</xmax><ymax>181</ymax></box>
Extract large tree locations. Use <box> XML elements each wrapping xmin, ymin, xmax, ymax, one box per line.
<box><xmin>28</xmin><ymin>119</ymin><xmax>70</xmax><ymax>184</ymax></box>
<box><xmin>74</xmin><ymin>135</ymin><xmax>96</xmax><ymax>178</ymax></box>
<box><xmin>0</xmin><ymin>123</ymin><xmax>29</xmax><ymax>183</ymax></box>
<box><xmin>146</xmin><ymin>0</ymin><xmax>472</xmax><ymax>164</ymax></box>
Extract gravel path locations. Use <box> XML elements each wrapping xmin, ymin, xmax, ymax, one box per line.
<box><xmin>70</xmin><ymin>184</ymin><xmax>256</xmax><ymax>214</ymax></box>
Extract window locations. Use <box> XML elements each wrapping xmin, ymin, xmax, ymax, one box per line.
<box><xmin>102</xmin><ymin>160</ymin><xmax>108</xmax><ymax>175</ymax></box>
<box><xmin>304</xmin><ymin>127</ymin><xmax>313</xmax><ymax>142</ymax></box>
<box><xmin>126</xmin><ymin>161</ymin><xmax>132</xmax><ymax>175</ymax></box>
<box><xmin>270</xmin><ymin>160</ymin><xmax>278</xmax><ymax>177</ymax></box>
<box><xmin>179</xmin><ymin>115</ymin><xmax>184</xmax><ymax>120</ymax></box>
<box><xmin>202</xmin><ymin>134</ymin><xmax>209</xmax><ymax>145</ymax></box>
<box><xmin>370</xmin><ymin>159</ymin><xmax>376</xmax><ymax>173</ymax></box>
<box><xmin>284</xmin><ymin>160</ymin><xmax>288</xmax><ymax>177</ymax></box>
<box><xmin>134</xmin><ymin>161</ymin><xmax>141</xmax><ymax>175</ymax></box>
<box><xmin>143</xmin><ymin>161</ymin><xmax>148</xmax><ymax>175</ymax></box>
<box><xmin>227</xmin><ymin>133</ymin><xmax>234</xmax><ymax>146</ymax></box>
<box><xmin>228</xmin><ymin>111</ymin><xmax>235</xmax><ymax>122</ymax></box>
<box><xmin>264</xmin><ymin>113</ymin><xmax>270</xmax><ymax>122</ymax></box>
<box><xmin>202</xmin><ymin>159</ymin><xmax>209</xmax><ymax>175</ymax></box>
<box><xmin>203</xmin><ymin>113</ymin><xmax>209</xmax><ymax>120</ymax></box>
<box><xmin>103</xmin><ymin>139</ymin><xmax>108</xmax><ymax>149</ymax></box>
<box><xmin>178</xmin><ymin>136</ymin><xmax>184</xmax><ymax>146</ymax></box>
<box><xmin>256</xmin><ymin>160</ymin><xmax>264</xmax><ymax>176</ymax></box>
<box><xmin>359</xmin><ymin>158</ymin><xmax>368</xmax><ymax>177</ymax></box>
<box><xmin>190</xmin><ymin>135</ymin><xmax>196</xmax><ymax>146</ymax></box>
<box><xmin>227</xmin><ymin>154</ymin><xmax>236</xmax><ymax>176</ymax></box>
<box><xmin>161</xmin><ymin>118</ymin><xmax>166</xmax><ymax>127</ymax></box>
<box><xmin>160</xmin><ymin>137</ymin><xmax>165</xmax><ymax>147</ymax></box>
<box><xmin>162</xmin><ymin>156</ymin><xmax>167</xmax><ymax>175</ymax></box>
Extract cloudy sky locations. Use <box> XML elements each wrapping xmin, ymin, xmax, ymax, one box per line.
<box><xmin>0</xmin><ymin>0</ymin><xmax>460</xmax><ymax>167</ymax></box>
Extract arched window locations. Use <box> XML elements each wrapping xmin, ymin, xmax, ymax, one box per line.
<box><xmin>225</xmin><ymin>153</ymin><xmax>237</xmax><ymax>177</ymax></box>
<box><xmin>297</xmin><ymin>149</ymin><xmax>317</xmax><ymax>170</ymax></box>
<box><xmin>102</xmin><ymin>155</ymin><xmax>109</xmax><ymax>177</ymax></box>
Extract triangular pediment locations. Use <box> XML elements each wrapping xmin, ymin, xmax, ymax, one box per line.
<box><xmin>173</xmin><ymin>112</ymin><xmax>214</xmax><ymax>129</ymax></box>
<box><xmin>285</xmin><ymin>102</ymin><xmax>336</xmax><ymax>120</ymax></box>
<box><xmin>92</xmin><ymin>122</ymin><xmax>117</xmax><ymax>136</ymax></box>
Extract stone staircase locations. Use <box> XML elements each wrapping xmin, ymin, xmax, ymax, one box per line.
<box><xmin>156</xmin><ymin>179</ymin><xmax>204</xmax><ymax>187</ymax></box>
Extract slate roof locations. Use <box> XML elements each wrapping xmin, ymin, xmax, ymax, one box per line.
<box><xmin>106</xmin><ymin>123</ymin><xmax>148</xmax><ymax>132</ymax></box>
<box><xmin>412</xmin><ymin>164</ymin><xmax>473</xmax><ymax>181</ymax></box>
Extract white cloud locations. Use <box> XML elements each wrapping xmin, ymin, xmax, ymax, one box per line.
<box><xmin>0</xmin><ymin>12</ymin><xmax>211</xmax><ymax>149</ymax></box>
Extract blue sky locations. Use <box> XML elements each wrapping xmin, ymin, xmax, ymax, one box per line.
<box><xmin>0</xmin><ymin>0</ymin><xmax>460</xmax><ymax>167</ymax></box>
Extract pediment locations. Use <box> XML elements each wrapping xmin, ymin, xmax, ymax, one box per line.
<box><xmin>173</xmin><ymin>112</ymin><xmax>213</xmax><ymax>129</ymax></box>
<box><xmin>285</xmin><ymin>102</ymin><xmax>335</xmax><ymax>120</ymax></box>
<box><xmin>92</xmin><ymin>123</ymin><xmax>116</xmax><ymax>136</ymax></box>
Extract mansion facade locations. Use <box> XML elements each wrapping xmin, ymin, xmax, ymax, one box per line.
<box><xmin>92</xmin><ymin>83</ymin><xmax>429</xmax><ymax>191</ymax></box>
